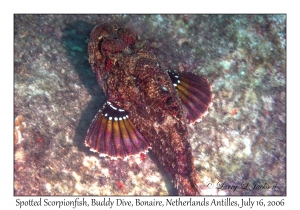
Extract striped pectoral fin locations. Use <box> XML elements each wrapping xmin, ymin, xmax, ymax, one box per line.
<box><xmin>85</xmin><ymin>101</ymin><xmax>150</xmax><ymax>159</ymax></box>
<box><xmin>167</xmin><ymin>70</ymin><xmax>213</xmax><ymax>124</ymax></box>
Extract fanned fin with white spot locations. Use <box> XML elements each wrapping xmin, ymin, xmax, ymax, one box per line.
<box><xmin>167</xmin><ymin>70</ymin><xmax>213</xmax><ymax>124</ymax></box>
<box><xmin>85</xmin><ymin>101</ymin><xmax>150</xmax><ymax>159</ymax></box>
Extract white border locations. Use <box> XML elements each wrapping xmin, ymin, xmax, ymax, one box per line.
<box><xmin>2</xmin><ymin>0</ymin><xmax>297</xmax><ymax>209</ymax></box>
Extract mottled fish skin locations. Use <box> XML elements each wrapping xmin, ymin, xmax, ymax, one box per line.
<box><xmin>87</xmin><ymin>23</ymin><xmax>202</xmax><ymax>195</ymax></box>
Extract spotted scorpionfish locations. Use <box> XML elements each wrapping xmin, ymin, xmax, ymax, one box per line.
<box><xmin>85</xmin><ymin>23</ymin><xmax>213</xmax><ymax>195</ymax></box>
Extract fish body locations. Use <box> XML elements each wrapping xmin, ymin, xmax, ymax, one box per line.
<box><xmin>85</xmin><ymin>23</ymin><xmax>212</xmax><ymax>195</ymax></box>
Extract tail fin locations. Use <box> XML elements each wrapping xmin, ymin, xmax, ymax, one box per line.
<box><xmin>174</xmin><ymin>173</ymin><xmax>200</xmax><ymax>196</ymax></box>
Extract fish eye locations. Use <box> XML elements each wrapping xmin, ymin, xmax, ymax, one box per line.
<box><xmin>101</xmin><ymin>39</ymin><xmax>126</xmax><ymax>56</ymax></box>
<box><xmin>118</xmin><ymin>28</ymin><xmax>137</xmax><ymax>45</ymax></box>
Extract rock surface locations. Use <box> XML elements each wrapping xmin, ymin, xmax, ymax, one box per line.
<box><xmin>14</xmin><ymin>14</ymin><xmax>286</xmax><ymax>195</ymax></box>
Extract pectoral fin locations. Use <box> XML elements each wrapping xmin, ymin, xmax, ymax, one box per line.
<box><xmin>85</xmin><ymin>101</ymin><xmax>150</xmax><ymax>159</ymax></box>
<box><xmin>167</xmin><ymin>70</ymin><xmax>213</xmax><ymax>124</ymax></box>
